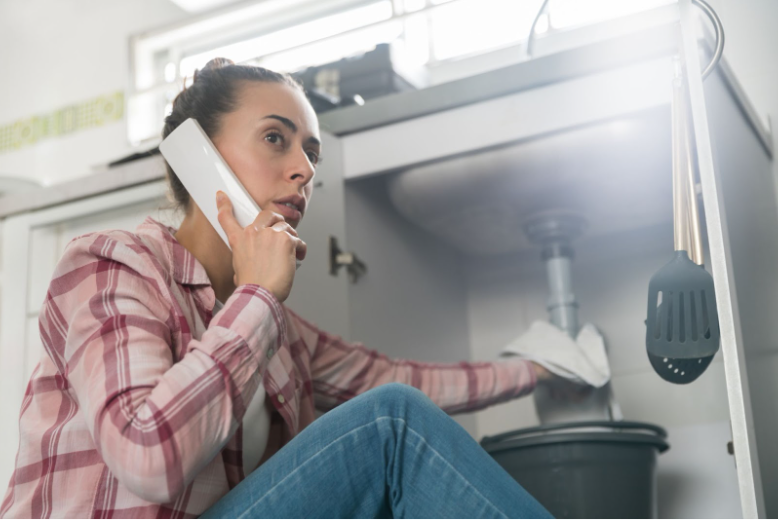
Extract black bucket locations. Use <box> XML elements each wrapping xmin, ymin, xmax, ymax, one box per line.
<box><xmin>481</xmin><ymin>421</ymin><xmax>669</xmax><ymax>518</ymax></box>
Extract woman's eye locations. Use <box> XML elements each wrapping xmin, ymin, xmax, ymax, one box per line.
<box><xmin>306</xmin><ymin>151</ymin><xmax>319</xmax><ymax>165</ymax></box>
<box><xmin>265</xmin><ymin>132</ymin><xmax>284</xmax><ymax>145</ymax></box>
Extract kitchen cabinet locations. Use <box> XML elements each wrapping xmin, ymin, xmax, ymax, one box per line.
<box><xmin>0</xmin><ymin>2</ymin><xmax>774</xmax><ymax>516</ymax></box>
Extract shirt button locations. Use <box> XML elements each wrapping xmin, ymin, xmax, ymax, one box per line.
<box><xmin>267</xmin><ymin>348</ymin><xmax>274</xmax><ymax>359</ymax></box>
<box><xmin>277</xmin><ymin>395</ymin><xmax>285</xmax><ymax>404</ymax></box>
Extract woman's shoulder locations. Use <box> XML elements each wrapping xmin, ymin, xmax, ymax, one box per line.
<box><xmin>57</xmin><ymin>223</ymin><xmax>172</xmax><ymax>284</ymax></box>
<box><xmin>40</xmin><ymin>225</ymin><xmax>178</xmax><ymax>374</ymax></box>
<box><xmin>63</xmin><ymin>228</ymin><xmax>150</xmax><ymax>263</ymax></box>
<box><xmin>45</xmin><ymin>224</ymin><xmax>178</xmax><ymax>321</ymax></box>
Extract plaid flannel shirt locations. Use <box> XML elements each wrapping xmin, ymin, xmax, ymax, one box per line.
<box><xmin>1</xmin><ymin>217</ymin><xmax>536</xmax><ymax>518</ymax></box>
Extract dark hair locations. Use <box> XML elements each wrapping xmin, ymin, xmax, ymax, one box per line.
<box><xmin>162</xmin><ymin>57</ymin><xmax>303</xmax><ymax>210</ymax></box>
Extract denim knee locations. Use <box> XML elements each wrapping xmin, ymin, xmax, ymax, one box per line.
<box><xmin>363</xmin><ymin>383</ymin><xmax>436</xmax><ymax>415</ymax></box>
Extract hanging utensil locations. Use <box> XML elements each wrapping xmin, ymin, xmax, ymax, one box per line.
<box><xmin>645</xmin><ymin>60</ymin><xmax>720</xmax><ymax>384</ymax></box>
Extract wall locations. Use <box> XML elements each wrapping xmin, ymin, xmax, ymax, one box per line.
<box><xmin>706</xmin><ymin>0</ymin><xmax>778</xmax><ymax>212</ymax></box>
<box><xmin>706</xmin><ymin>0</ymin><xmax>778</xmax><ymax>135</ymax></box>
<box><xmin>0</xmin><ymin>0</ymin><xmax>187</xmax><ymax>185</ymax></box>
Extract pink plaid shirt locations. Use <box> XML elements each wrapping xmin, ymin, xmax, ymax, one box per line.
<box><xmin>1</xmin><ymin>217</ymin><xmax>536</xmax><ymax>518</ymax></box>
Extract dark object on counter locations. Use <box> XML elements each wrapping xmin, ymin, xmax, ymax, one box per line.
<box><xmin>108</xmin><ymin>147</ymin><xmax>160</xmax><ymax>168</ymax></box>
<box><xmin>481</xmin><ymin>421</ymin><xmax>669</xmax><ymax>519</ymax></box>
<box><xmin>293</xmin><ymin>43</ymin><xmax>418</xmax><ymax>113</ymax></box>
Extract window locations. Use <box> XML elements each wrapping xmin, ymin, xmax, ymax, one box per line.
<box><xmin>128</xmin><ymin>0</ymin><xmax>675</xmax><ymax>145</ymax></box>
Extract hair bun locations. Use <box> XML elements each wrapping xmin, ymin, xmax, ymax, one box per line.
<box><xmin>193</xmin><ymin>57</ymin><xmax>235</xmax><ymax>82</ymax></box>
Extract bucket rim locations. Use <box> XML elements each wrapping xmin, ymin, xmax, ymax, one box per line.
<box><xmin>482</xmin><ymin>431</ymin><xmax>670</xmax><ymax>454</ymax></box>
<box><xmin>480</xmin><ymin>420</ymin><xmax>670</xmax><ymax>454</ymax></box>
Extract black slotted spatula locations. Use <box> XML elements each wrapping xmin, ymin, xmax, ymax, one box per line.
<box><xmin>645</xmin><ymin>65</ymin><xmax>720</xmax><ymax>384</ymax></box>
<box><xmin>646</xmin><ymin>252</ymin><xmax>719</xmax><ymax>383</ymax></box>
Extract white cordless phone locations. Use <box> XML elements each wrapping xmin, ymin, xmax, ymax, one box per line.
<box><xmin>159</xmin><ymin>118</ymin><xmax>301</xmax><ymax>268</ymax></box>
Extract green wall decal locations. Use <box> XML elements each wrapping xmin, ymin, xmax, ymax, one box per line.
<box><xmin>0</xmin><ymin>91</ymin><xmax>124</xmax><ymax>154</ymax></box>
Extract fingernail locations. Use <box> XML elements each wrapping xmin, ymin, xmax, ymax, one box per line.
<box><xmin>216</xmin><ymin>191</ymin><xmax>224</xmax><ymax>203</ymax></box>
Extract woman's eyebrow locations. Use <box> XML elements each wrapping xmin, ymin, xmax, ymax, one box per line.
<box><xmin>262</xmin><ymin>114</ymin><xmax>297</xmax><ymax>132</ymax></box>
<box><xmin>261</xmin><ymin>114</ymin><xmax>320</xmax><ymax>146</ymax></box>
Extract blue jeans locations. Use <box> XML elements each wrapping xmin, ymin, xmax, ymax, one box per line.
<box><xmin>201</xmin><ymin>383</ymin><xmax>552</xmax><ymax>518</ymax></box>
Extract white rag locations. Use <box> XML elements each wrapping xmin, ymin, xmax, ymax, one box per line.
<box><xmin>500</xmin><ymin>320</ymin><xmax>611</xmax><ymax>388</ymax></box>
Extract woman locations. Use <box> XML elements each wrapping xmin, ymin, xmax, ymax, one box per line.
<box><xmin>1</xmin><ymin>58</ymin><xmax>556</xmax><ymax>518</ymax></box>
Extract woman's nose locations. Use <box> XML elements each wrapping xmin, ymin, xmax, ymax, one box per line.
<box><xmin>288</xmin><ymin>149</ymin><xmax>316</xmax><ymax>185</ymax></box>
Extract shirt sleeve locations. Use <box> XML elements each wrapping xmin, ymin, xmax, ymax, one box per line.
<box><xmin>294</xmin><ymin>313</ymin><xmax>537</xmax><ymax>415</ymax></box>
<box><xmin>41</xmin><ymin>234</ymin><xmax>285</xmax><ymax>504</ymax></box>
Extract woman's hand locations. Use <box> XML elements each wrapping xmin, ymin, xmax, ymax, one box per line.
<box><xmin>531</xmin><ymin>362</ymin><xmax>552</xmax><ymax>381</ymax></box>
<box><xmin>531</xmin><ymin>362</ymin><xmax>594</xmax><ymax>403</ymax></box>
<box><xmin>216</xmin><ymin>191</ymin><xmax>307</xmax><ymax>302</ymax></box>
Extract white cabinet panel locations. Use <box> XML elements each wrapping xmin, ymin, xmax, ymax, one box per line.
<box><xmin>24</xmin><ymin>315</ymin><xmax>42</xmax><ymax>385</ymax></box>
<box><xmin>27</xmin><ymin>226</ymin><xmax>59</xmax><ymax>315</ymax></box>
<box><xmin>55</xmin><ymin>198</ymin><xmax>180</xmax><ymax>256</ymax></box>
<box><xmin>657</xmin><ymin>422</ymin><xmax>741</xmax><ymax>518</ymax></box>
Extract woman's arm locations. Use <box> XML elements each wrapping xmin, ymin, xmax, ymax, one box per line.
<box><xmin>42</xmin><ymin>234</ymin><xmax>284</xmax><ymax>504</ymax></box>
<box><xmin>291</xmin><ymin>312</ymin><xmax>538</xmax><ymax>415</ymax></box>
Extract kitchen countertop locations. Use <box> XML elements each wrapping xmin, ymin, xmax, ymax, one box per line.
<box><xmin>0</xmin><ymin>155</ymin><xmax>167</xmax><ymax>219</ymax></box>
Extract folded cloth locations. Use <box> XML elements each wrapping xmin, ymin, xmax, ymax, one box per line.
<box><xmin>500</xmin><ymin>320</ymin><xmax>611</xmax><ymax>388</ymax></box>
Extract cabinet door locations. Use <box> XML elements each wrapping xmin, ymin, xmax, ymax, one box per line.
<box><xmin>678</xmin><ymin>0</ymin><xmax>772</xmax><ymax>516</ymax></box>
<box><xmin>0</xmin><ymin>181</ymin><xmax>174</xmax><ymax>489</ymax></box>
<box><xmin>285</xmin><ymin>131</ymin><xmax>351</xmax><ymax>339</ymax></box>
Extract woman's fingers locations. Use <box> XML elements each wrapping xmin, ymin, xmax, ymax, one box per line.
<box><xmin>219</xmin><ymin>194</ymin><xmax>301</xmax><ymax>241</ymax></box>
<box><xmin>268</xmin><ymin>221</ymin><xmax>306</xmax><ymax>261</ymax></box>
<box><xmin>219</xmin><ymin>193</ymin><xmax>306</xmax><ymax>301</ymax></box>
<box><xmin>293</xmin><ymin>236</ymin><xmax>307</xmax><ymax>261</ymax></box>
<box><xmin>215</xmin><ymin>192</ymin><xmax>242</xmax><ymax>246</ymax></box>
<box><xmin>269</xmin><ymin>220</ymin><xmax>299</xmax><ymax>238</ymax></box>
<box><xmin>253</xmin><ymin>209</ymin><xmax>286</xmax><ymax>231</ymax></box>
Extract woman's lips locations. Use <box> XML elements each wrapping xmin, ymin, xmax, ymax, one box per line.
<box><xmin>273</xmin><ymin>202</ymin><xmax>302</xmax><ymax>222</ymax></box>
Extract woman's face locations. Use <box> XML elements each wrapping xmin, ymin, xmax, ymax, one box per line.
<box><xmin>212</xmin><ymin>81</ymin><xmax>320</xmax><ymax>229</ymax></box>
